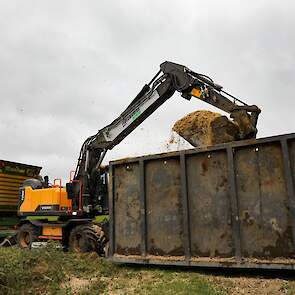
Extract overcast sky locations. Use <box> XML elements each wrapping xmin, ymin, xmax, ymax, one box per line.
<box><xmin>1</xmin><ymin>0</ymin><xmax>295</xmax><ymax>182</ymax></box>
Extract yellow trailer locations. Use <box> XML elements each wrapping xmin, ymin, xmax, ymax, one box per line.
<box><xmin>0</xmin><ymin>160</ymin><xmax>41</xmax><ymax>245</ymax></box>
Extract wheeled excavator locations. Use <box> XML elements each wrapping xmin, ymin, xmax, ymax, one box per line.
<box><xmin>16</xmin><ymin>61</ymin><xmax>261</xmax><ymax>253</ymax></box>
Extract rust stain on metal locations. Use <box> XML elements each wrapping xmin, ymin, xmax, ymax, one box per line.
<box><xmin>145</xmin><ymin>158</ymin><xmax>184</xmax><ymax>256</ymax></box>
<box><xmin>114</xmin><ymin>163</ymin><xmax>141</xmax><ymax>255</ymax></box>
<box><xmin>187</xmin><ymin>151</ymin><xmax>234</xmax><ymax>258</ymax></box>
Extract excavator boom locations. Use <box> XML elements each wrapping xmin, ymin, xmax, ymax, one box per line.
<box><xmin>71</xmin><ymin>61</ymin><xmax>261</xmax><ymax>215</ymax></box>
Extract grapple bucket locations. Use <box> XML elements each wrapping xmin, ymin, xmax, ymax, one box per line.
<box><xmin>173</xmin><ymin>110</ymin><xmax>258</xmax><ymax>147</ymax></box>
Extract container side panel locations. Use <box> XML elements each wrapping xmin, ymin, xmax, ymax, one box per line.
<box><xmin>110</xmin><ymin>133</ymin><xmax>295</xmax><ymax>269</ymax></box>
<box><xmin>187</xmin><ymin>151</ymin><xmax>234</xmax><ymax>258</ymax></box>
<box><xmin>288</xmin><ymin>138</ymin><xmax>295</xmax><ymax>248</ymax></box>
<box><xmin>236</xmin><ymin>143</ymin><xmax>294</xmax><ymax>258</ymax></box>
<box><xmin>290</xmin><ymin>139</ymin><xmax>295</xmax><ymax>190</ymax></box>
<box><xmin>145</xmin><ymin>157</ymin><xmax>184</xmax><ymax>256</ymax></box>
<box><xmin>113</xmin><ymin>163</ymin><xmax>141</xmax><ymax>255</ymax></box>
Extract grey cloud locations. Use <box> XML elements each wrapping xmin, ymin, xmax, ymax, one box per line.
<box><xmin>1</xmin><ymin>0</ymin><xmax>294</xmax><ymax>181</ymax></box>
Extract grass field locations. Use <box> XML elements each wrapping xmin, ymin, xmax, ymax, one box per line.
<box><xmin>0</xmin><ymin>245</ymin><xmax>295</xmax><ymax>295</ymax></box>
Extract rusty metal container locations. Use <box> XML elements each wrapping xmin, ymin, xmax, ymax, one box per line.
<box><xmin>0</xmin><ymin>160</ymin><xmax>41</xmax><ymax>213</ymax></box>
<box><xmin>108</xmin><ymin>133</ymin><xmax>295</xmax><ymax>270</ymax></box>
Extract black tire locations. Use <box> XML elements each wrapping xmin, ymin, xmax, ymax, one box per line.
<box><xmin>69</xmin><ymin>224</ymin><xmax>100</xmax><ymax>253</ymax></box>
<box><xmin>17</xmin><ymin>224</ymin><xmax>37</xmax><ymax>249</ymax></box>
<box><xmin>0</xmin><ymin>235</ymin><xmax>17</xmax><ymax>247</ymax></box>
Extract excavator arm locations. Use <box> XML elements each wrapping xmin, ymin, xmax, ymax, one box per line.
<box><xmin>160</xmin><ymin>62</ymin><xmax>260</xmax><ymax>139</ymax></box>
<box><xmin>69</xmin><ymin>61</ymin><xmax>260</xmax><ymax>215</ymax></box>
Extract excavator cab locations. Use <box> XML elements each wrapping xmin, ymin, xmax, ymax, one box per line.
<box><xmin>65</xmin><ymin>165</ymin><xmax>109</xmax><ymax>216</ymax></box>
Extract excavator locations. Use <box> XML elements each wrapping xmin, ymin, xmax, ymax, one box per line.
<box><xmin>16</xmin><ymin>61</ymin><xmax>261</xmax><ymax>254</ymax></box>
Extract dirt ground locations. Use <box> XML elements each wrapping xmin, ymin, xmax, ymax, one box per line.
<box><xmin>61</xmin><ymin>269</ymin><xmax>295</xmax><ymax>295</ymax></box>
<box><xmin>204</xmin><ymin>270</ymin><xmax>295</xmax><ymax>295</ymax></box>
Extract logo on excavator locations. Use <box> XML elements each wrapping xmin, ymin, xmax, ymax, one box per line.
<box><xmin>132</xmin><ymin>110</ymin><xmax>141</xmax><ymax>121</ymax></box>
<box><xmin>122</xmin><ymin>108</ymin><xmax>141</xmax><ymax>127</ymax></box>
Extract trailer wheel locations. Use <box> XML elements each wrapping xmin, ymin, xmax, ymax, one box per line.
<box><xmin>17</xmin><ymin>224</ymin><xmax>37</xmax><ymax>249</ymax></box>
<box><xmin>69</xmin><ymin>224</ymin><xmax>99</xmax><ymax>253</ymax></box>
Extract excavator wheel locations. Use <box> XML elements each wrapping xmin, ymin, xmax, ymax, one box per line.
<box><xmin>17</xmin><ymin>223</ymin><xmax>37</xmax><ymax>249</ymax></box>
<box><xmin>0</xmin><ymin>235</ymin><xmax>17</xmax><ymax>247</ymax></box>
<box><xmin>68</xmin><ymin>223</ymin><xmax>107</xmax><ymax>255</ymax></box>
